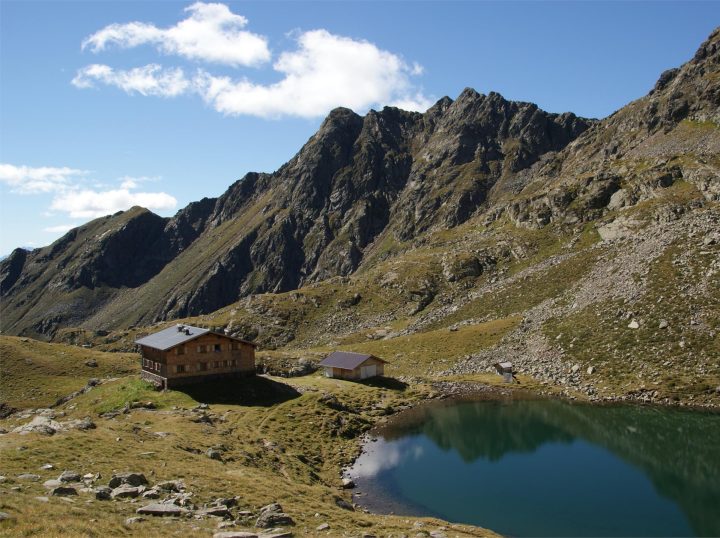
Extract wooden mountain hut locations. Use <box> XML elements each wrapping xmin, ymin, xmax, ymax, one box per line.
<box><xmin>135</xmin><ymin>324</ymin><xmax>256</xmax><ymax>389</ymax></box>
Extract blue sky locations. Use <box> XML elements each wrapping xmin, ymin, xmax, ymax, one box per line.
<box><xmin>1</xmin><ymin>1</ymin><xmax>718</xmax><ymax>256</ymax></box>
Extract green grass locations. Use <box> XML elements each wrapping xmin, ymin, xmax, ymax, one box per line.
<box><xmin>332</xmin><ymin>317</ymin><xmax>520</xmax><ymax>376</ymax></box>
<box><xmin>0</xmin><ymin>372</ymin><xmax>497</xmax><ymax>538</ymax></box>
<box><xmin>0</xmin><ymin>337</ymin><xmax>138</xmax><ymax>409</ymax></box>
<box><xmin>542</xmin><ymin>239</ymin><xmax>720</xmax><ymax>404</ymax></box>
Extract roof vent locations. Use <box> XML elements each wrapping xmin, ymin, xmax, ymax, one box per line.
<box><xmin>184</xmin><ymin>329</ymin><xmax>191</xmax><ymax>335</ymax></box>
<box><xmin>177</xmin><ymin>324</ymin><xmax>185</xmax><ymax>332</ymax></box>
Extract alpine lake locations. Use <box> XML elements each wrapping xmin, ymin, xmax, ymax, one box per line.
<box><xmin>347</xmin><ymin>398</ymin><xmax>720</xmax><ymax>537</ymax></box>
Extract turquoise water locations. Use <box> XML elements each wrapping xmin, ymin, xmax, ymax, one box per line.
<box><xmin>348</xmin><ymin>399</ymin><xmax>720</xmax><ymax>537</ymax></box>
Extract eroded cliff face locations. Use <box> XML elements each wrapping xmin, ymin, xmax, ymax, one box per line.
<box><xmin>2</xmin><ymin>28</ymin><xmax>718</xmax><ymax>339</ymax></box>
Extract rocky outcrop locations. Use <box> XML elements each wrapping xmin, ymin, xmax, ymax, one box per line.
<box><xmin>1</xmin><ymin>28</ymin><xmax>717</xmax><ymax>338</ymax></box>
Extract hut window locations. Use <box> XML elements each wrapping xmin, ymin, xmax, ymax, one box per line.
<box><xmin>231</xmin><ymin>342</ymin><xmax>239</xmax><ymax>351</ymax></box>
<box><xmin>231</xmin><ymin>359</ymin><xmax>237</xmax><ymax>367</ymax></box>
<box><xmin>223</xmin><ymin>360</ymin><xmax>229</xmax><ymax>367</ymax></box>
<box><xmin>214</xmin><ymin>344</ymin><xmax>222</xmax><ymax>352</ymax></box>
<box><xmin>198</xmin><ymin>362</ymin><xmax>207</xmax><ymax>371</ymax></box>
<box><xmin>177</xmin><ymin>346</ymin><xmax>185</xmax><ymax>356</ymax></box>
<box><xmin>154</xmin><ymin>362</ymin><xmax>160</xmax><ymax>371</ymax></box>
<box><xmin>176</xmin><ymin>364</ymin><xmax>186</xmax><ymax>373</ymax></box>
<box><xmin>214</xmin><ymin>361</ymin><xmax>220</xmax><ymax>368</ymax></box>
<box><xmin>198</xmin><ymin>345</ymin><xmax>207</xmax><ymax>353</ymax></box>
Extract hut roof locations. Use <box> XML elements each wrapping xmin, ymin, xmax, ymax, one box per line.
<box><xmin>135</xmin><ymin>324</ymin><xmax>256</xmax><ymax>351</ymax></box>
<box><xmin>319</xmin><ymin>351</ymin><xmax>386</xmax><ymax>370</ymax></box>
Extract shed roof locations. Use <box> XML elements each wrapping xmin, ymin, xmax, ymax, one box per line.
<box><xmin>319</xmin><ymin>351</ymin><xmax>386</xmax><ymax>370</ymax></box>
<box><xmin>135</xmin><ymin>324</ymin><xmax>256</xmax><ymax>351</ymax></box>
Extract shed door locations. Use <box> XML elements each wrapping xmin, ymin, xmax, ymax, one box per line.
<box><xmin>360</xmin><ymin>364</ymin><xmax>377</xmax><ymax>379</ymax></box>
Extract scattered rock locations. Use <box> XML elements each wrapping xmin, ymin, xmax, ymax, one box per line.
<box><xmin>84</xmin><ymin>359</ymin><xmax>98</xmax><ymax>368</ymax></box>
<box><xmin>39</xmin><ymin>463</ymin><xmax>54</xmax><ymax>470</ymax></box>
<box><xmin>341</xmin><ymin>478</ymin><xmax>355</xmax><ymax>489</ymax></box>
<box><xmin>213</xmin><ymin>532</ymin><xmax>258</xmax><ymax>538</ymax></box>
<box><xmin>17</xmin><ymin>473</ymin><xmax>40</xmax><ymax>481</ymax></box>
<box><xmin>43</xmin><ymin>479</ymin><xmax>62</xmax><ymax>489</ymax></box>
<box><xmin>156</xmin><ymin>480</ymin><xmax>184</xmax><ymax>492</ymax></box>
<box><xmin>111</xmin><ymin>485</ymin><xmax>142</xmax><ymax>499</ymax></box>
<box><xmin>50</xmin><ymin>486</ymin><xmax>78</xmax><ymax>496</ymax></box>
<box><xmin>65</xmin><ymin>417</ymin><xmax>96</xmax><ymax>431</ymax></box>
<box><xmin>12</xmin><ymin>416</ymin><xmax>61</xmax><ymax>435</ymax></box>
<box><xmin>214</xmin><ymin>497</ymin><xmax>238</xmax><ymax>507</ymax></box>
<box><xmin>35</xmin><ymin>496</ymin><xmax>49</xmax><ymax>503</ymax></box>
<box><xmin>108</xmin><ymin>472</ymin><xmax>148</xmax><ymax>488</ymax></box>
<box><xmin>570</xmin><ymin>364</ymin><xmax>580</xmax><ymax>374</ymax></box>
<box><xmin>255</xmin><ymin>503</ymin><xmax>295</xmax><ymax>528</ymax></box>
<box><xmin>95</xmin><ymin>486</ymin><xmax>112</xmax><ymax>500</ymax></box>
<box><xmin>199</xmin><ymin>505</ymin><xmax>232</xmax><ymax>518</ymax></box>
<box><xmin>136</xmin><ymin>503</ymin><xmax>190</xmax><ymax>517</ymax></box>
<box><xmin>587</xmin><ymin>366</ymin><xmax>596</xmax><ymax>375</ymax></box>
<box><xmin>142</xmin><ymin>488</ymin><xmax>160</xmax><ymax>499</ymax></box>
<box><xmin>0</xmin><ymin>512</ymin><xmax>14</xmax><ymax>521</ymax></box>
<box><xmin>659</xmin><ymin>319</ymin><xmax>669</xmax><ymax>329</ymax></box>
<box><xmin>125</xmin><ymin>516</ymin><xmax>146</xmax><ymax>525</ymax></box>
<box><xmin>59</xmin><ymin>470</ymin><xmax>81</xmax><ymax>483</ymax></box>
<box><xmin>207</xmin><ymin>448</ymin><xmax>223</xmax><ymax>461</ymax></box>
<box><xmin>316</xmin><ymin>523</ymin><xmax>330</xmax><ymax>531</ymax></box>
<box><xmin>628</xmin><ymin>320</ymin><xmax>640</xmax><ymax>329</ymax></box>
<box><xmin>334</xmin><ymin>496</ymin><xmax>354</xmax><ymax>511</ymax></box>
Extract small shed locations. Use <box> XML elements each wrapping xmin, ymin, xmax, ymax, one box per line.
<box><xmin>319</xmin><ymin>351</ymin><xmax>387</xmax><ymax>381</ymax></box>
<box><xmin>493</xmin><ymin>361</ymin><xmax>515</xmax><ymax>383</ymax></box>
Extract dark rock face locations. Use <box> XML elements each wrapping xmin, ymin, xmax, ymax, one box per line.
<box><xmin>0</xmin><ymin>248</ymin><xmax>27</xmax><ymax>295</ymax></box>
<box><xmin>1</xmin><ymin>27</ymin><xmax>718</xmax><ymax>337</ymax></box>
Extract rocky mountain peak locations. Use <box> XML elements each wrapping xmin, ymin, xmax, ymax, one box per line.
<box><xmin>3</xmin><ymin>29</ymin><xmax>717</xmax><ymax>338</ymax></box>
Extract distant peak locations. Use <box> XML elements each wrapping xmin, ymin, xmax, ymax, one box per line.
<box><xmin>457</xmin><ymin>87</ymin><xmax>483</xmax><ymax>101</ymax></box>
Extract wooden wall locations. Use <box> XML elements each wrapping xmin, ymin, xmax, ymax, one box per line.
<box><xmin>140</xmin><ymin>333</ymin><xmax>255</xmax><ymax>384</ymax></box>
<box><xmin>324</xmin><ymin>357</ymin><xmax>385</xmax><ymax>380</ymax></box>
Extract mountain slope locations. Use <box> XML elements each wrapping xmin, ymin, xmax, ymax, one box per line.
<box><xmin>1</xmin><ymin>28</ymin><xmax>718</xmax><ymax>347</ymax></box>
<box><xmin>0</xmin><ymin>90</ymin><xmax>592</xmax><ymax>337</ymax></box>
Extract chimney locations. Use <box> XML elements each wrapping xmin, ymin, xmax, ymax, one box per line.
<box><xmin>177</xmin><ymin>324</ymin><xmax>184</xmax><ymax>332</ymax></box>
<box><xmin>185</xmin><ymin>329</ymin><xmax>191</xmax><ymax>335</ymax></box>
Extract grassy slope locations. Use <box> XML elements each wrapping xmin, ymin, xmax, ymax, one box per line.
<box><xmin>0</xmin><ymin>337</ymin><xmax>138</xmax><ymax>410</ymax></box>
<box><xmin>0</xmin><ymin>367</ymin><xmax>497</xmax><ymax>537</ymax></box>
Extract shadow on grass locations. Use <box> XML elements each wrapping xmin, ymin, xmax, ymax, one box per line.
<box><xmin>179</xmin><ymin>375</ymin><xmax>300</xmax><ymax>407</ymax></box>
<box><xmin>359</xmin><ymin>376</ymin><xmax>408</xmax><ymax>391</ymax></box>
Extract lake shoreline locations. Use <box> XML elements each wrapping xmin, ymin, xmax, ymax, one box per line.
<box><xmin>345</xmin><ymin>390</ymin><xmax>720</xmax><ymax>537</ymax></box>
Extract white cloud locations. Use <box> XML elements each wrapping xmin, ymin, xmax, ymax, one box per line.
<box><xmin>73</xmin><ymin>25</ymin><xmax>432</xmax><ymax>118</ymax></box>
<box><xmin>196</xmin><ymin>29</ymin><xmax>432</xmax><ymax>118</ymax></box>
<box><xmin>50</xmin><ymin>188</ymin><xmax>177</xmax><ymax>219</ymax></box>
<box><xmin>118</xmin><ymin>175</ymin><xmax>161</xmax><ymax>189</ymax></box>
<box><xmin>43</xmin><ymin>224</ymin><xmax>77</xmax><ymax>234</ymax></box>
<box><xmin>1</xmin><ymin>163</ymin><xmax>177</xmax><ymax>220</ymax></box>
<box><xmin>0</xmin><ymin>163</ymin><xmax>89</xmax><ymax>194</ymax></box>
<box><xmin>82</xmin><ymin>2</ymin><xmax>270</xmax><ymax>67</ymax></box>
<box><xmin>72</xmin><ymin>64</ymin><xmax>189</xmax><ymax>97</ymax></box>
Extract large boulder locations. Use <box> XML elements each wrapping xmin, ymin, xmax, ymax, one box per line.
<box><xmin>108</xmin><ymin>472</ymin><xmax>148</xmax><ymax>488</ymax></box>
<box><xmin>136</xmin><ymin>503</ymin><xmax>189</xmax><ymax>517</ymax></box>
<box><xmin>255</xmin><ymin>503</ymin><xmax>295</xmax><ymax>528</ymax></box>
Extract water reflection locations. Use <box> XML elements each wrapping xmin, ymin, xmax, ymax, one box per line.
<box><xmin>350</xmin><ymin>399</ymin><xmax>720</xmax><ymax>537</ymax></box>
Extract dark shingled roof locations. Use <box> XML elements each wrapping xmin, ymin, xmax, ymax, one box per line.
<box><xmin>319</xmin><ymin>351</ymin><xmax>386</xmax><ymax>370</ymax></box>
<box><xmin>135</xmin><ymin>324</ymin><xmax>257</xmax><ymax>351</ymax></box>
<box><xmin>135</xmin><ymin>324</ymin><xmax>210</xmax><ymax>351</ymax></box>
